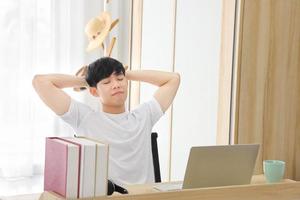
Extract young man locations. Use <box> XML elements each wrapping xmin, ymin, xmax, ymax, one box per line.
<box><xmin>32</xmin><ymin>57</ymin><xmax>180</xmax><ymax>186</ymax></box>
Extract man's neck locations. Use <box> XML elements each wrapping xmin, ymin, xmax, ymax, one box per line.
<box><xmin>102</xmin><ymin>104</ymin><xmax>126</xmax><ymax>114</ymax></box>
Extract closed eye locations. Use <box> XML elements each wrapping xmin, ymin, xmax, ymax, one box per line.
<box><xmin>116</xmin><ymin>74</ymin><xmax>124</xmax><ymax>81</ymax></box>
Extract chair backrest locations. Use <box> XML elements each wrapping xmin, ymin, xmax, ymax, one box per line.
<box><xmin>151</xmin><ymin>132</ymin><xmax>161</xmax><ymax>182</ymax></box>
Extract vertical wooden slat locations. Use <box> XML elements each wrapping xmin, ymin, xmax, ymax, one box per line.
<box><xmin>216</xmin><ymin>0</ymin><xmax>236</xmax><ymax>145</ymax></box>
<box><xmin>231</xmin><ymin>0</ymin><xmax>245</xmax><ymax>145</ymax></box>
<box><xmin>296</xmin><ymin>61</ymin><xmax>300</xmax><ymax>180</ymax></box>
<box><xmin>128</xmin><ymin>0</ymin><xmax>143</xmax><ymax>110</ymax></box>
<box><xmin>168</xmin><ymin>0</ymin><xmax>177</xmax><ymax>182</ymax></box>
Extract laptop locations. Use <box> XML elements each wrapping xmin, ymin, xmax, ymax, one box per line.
<box><xmin>154</xmin><ymin>144</ymin><xmax>259</xmax><ymax>191</ymax></box>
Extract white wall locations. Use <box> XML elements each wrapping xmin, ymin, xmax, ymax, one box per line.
<box><xmin>140</xmin><ymin>0</ymin><xmax>175</xmax><ymax>181</ymax></box>
<box><xmin>171</xmin><ymin>0</ymin><xmax>222</xmax><ymax>181</ymax></box>
<box><xmin>141</xmin><ymin>0</ymin><xmax>222</xmax><ymax>181</ymax></box>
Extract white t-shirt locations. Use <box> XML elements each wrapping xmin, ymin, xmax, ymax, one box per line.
<box><xmin>60</xmin><ymin>97</ymin><xmax>164</xmax><ymax>186</ymax></box>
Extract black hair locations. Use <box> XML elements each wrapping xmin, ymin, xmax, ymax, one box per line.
<box><xmin>85</xmin><ymin>57</ymin><xmax>125</xmax><ymax>87</ymax></box>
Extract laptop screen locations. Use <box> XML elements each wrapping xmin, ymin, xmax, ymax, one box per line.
<box><xmin>182</xmin><ymin>144</ymin><xmax>259</xmax><ymax>189</ymax></box>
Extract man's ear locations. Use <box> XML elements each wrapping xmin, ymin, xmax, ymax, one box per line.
<box><xmin>89</xmin><ymin>87</ymin><xmax>99</xmax><ymax>97</ymax></box>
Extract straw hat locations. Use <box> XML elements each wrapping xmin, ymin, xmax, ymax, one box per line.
<box><xmin>85</xmin><ymin>11</ymin><xmax>112</xmax><ymax>52</ymax></box>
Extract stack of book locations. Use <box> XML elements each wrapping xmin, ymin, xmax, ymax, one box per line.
<box><xmin>44</xmin><ymin>136</ymin><xmax>109</xmax><ymax>198</ymax></box>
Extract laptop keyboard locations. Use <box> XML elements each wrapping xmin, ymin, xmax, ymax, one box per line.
<box><xmin>153</xmin><ymin>182</ymin><xmax>183</xmax><ymax>191</ymax></box>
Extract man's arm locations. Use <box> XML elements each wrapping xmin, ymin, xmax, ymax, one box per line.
<box><xmin>32</xmin><ymin>74</ymin><xmax>88</xmax><ymax>115</ymax></box>
<box><xmin>126</xmin><ymin>70</ymin><xmax>180</xmax><ymax>112</ymax></box>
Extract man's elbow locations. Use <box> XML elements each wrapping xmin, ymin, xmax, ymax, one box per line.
<box><xmin>173</xmin><ymin>72</ymin><xmax>181</xmax><ymax>85</ymax></box>
<box><xmin>32</xmin><ymin>74</ymin><xmax>48</xmax><ymax>90</ymax></box>
<box><xmin>32</xmin><ymin>75</ymin><xmax>41</xmax><ymax>88</ymax></box>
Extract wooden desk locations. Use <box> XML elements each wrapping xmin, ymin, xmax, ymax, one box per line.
<box><xmin>124</xmin><ymin>174</ymin><xmax>295</xmax><ymax>195</ymax></box>
<box><xmin>2</xmin><ymin>175</ymin><xmax>298</xmax><ymax>200</ymax></box>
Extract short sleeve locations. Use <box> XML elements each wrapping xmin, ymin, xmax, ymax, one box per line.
<box><xmin>134</xmin><ymin>97</ymin><xmax>164</xmax><ymax>127</ymax></box>
<box><xmin>59</xmin><ymin>98</ymin><xmax>93</xmax><ymax>129</ymax></box>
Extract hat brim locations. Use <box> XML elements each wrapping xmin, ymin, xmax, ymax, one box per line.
<box><xmin>86</xmin><ymin>12</ymin><xmax>112</xmax><ymax>52</ymax></box>
<box><xmin>86</xmin><ymin>31</ymin><xmax>110</xmax><ymax>52</ymax></box>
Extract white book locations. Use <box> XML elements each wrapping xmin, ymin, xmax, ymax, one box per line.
<box><xmin>76</xmin><ymin>136</ymin><xmax>109</xmax><ymax>196</ymax></box>
<box><xmin>64</xmin><ymin>137</ymin><xmax>96</xmax><ymax>198</ymax></box>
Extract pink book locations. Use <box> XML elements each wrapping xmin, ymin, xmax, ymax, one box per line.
<box><xmin>44</xmin><ymin>137</ymin><xmax>81</xmax><ymax>198</ymax></box>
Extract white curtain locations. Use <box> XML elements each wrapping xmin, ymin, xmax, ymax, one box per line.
<box><xmin>0</xmin><ymin>0</ymin><xmax>103</xmax><ymax>178</ymax></box>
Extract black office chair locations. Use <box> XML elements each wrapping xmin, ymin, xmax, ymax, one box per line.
<box><xmin>151</xmin><ymin>132</ymin><xmax>161</xmax><ymax>182</ymax></box>
<box><xmin>107</xmin><ymin>132</ymin><xmax>161</xmax><ymax>195</ymax></box>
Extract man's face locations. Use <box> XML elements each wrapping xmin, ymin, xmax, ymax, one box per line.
<box><xmin>92</xmin><ymin>72</ymin><xmax>128</xmax><ymax>107</ymax></box>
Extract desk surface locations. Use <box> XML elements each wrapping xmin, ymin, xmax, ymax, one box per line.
<box><xmin>2</xmin><ymin>175</ymin><xmax>298</xmax><ymax>200</ymax></box>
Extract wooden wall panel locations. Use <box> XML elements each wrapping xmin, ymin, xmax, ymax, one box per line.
<box><xmin>234</xmin><ymin>0</ymin><xmax>300</xmax><ymax>179</ymax></box>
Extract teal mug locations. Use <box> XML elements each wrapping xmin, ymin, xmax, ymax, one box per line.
<box><xmin>263</xmin><ymin>160</ymin><xmax>285</xmax><ymax>183</ymax></box>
